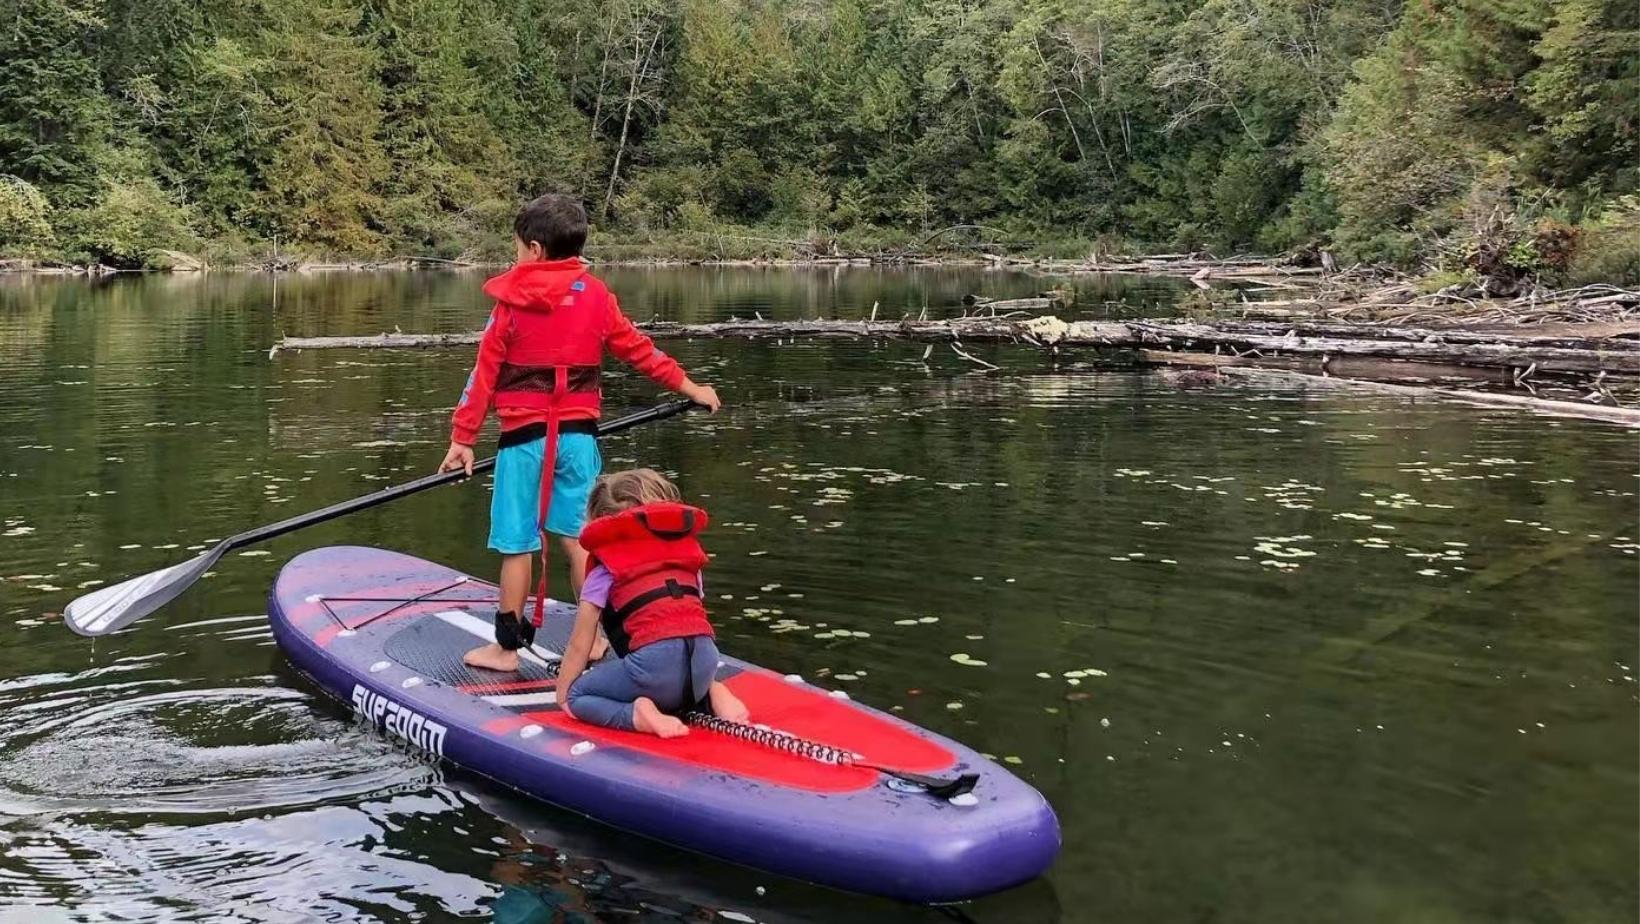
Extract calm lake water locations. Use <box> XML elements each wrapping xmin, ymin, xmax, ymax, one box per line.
<box><xmin>0</xmin><ymin>268</ymin><xmax>1635</xmax><ymax>923</ymax></box>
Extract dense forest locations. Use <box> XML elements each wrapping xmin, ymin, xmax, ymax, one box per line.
<box><xmin>1</xmin><ymin>0</ymin><xmax>1635</xmax><ymax>280</ymax></box>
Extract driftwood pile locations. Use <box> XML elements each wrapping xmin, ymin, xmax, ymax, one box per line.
<box><xmin>985</xmin><ymin>252</ymin><xmax>1333</xmax><ymax>284</ymax></box>
<box><xmin>1231</xmin><ymin>283</ymin><xmax>1640</xmax><ymax>328</ymax></box>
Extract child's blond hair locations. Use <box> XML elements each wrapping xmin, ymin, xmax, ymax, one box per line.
<box><xmin>587</xmin><ymin>468</ymin><xmax>681</xmax><ymax>519</ymax></box>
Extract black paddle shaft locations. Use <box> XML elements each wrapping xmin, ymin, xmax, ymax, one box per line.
<box><xmin>229</xmin><ymin>399</ymin><xmax>699</xmax><ymax>552</ymax></box>
<box><xmin>65</xmin><ymin>398</ymin><xmax>700</xmax><ymax>637</ymax></box>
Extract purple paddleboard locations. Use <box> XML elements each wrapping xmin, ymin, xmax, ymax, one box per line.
<box><xmin>269</xmin><ymin>546</ymin><xmax>1060</xmax><ymax>902</ymax></box>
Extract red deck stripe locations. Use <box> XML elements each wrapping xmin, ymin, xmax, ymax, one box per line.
<box><xmin>525</xmin><ymin>670</ymin><xmax>955</xmax><ymax>793</ymax></box>
<box><xmin>458</xmin><ymin>678</ymin><xmax>558</xmax><ymax>693</ymax></box>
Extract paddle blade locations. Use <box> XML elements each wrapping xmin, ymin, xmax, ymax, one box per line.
<box><xmin>63</xmin><ymin>547</ymin><xmax>223</xmax><ymax>636</ymax></box>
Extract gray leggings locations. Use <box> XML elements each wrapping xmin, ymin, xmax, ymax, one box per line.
<box><xmin>565</xmin><ymin>636</ymin><xmax>719</xmax><ymax>731</ymax></box>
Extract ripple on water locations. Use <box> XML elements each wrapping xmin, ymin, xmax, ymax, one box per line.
<box><xmin>0</xmin><ymin>685</ymin><xmax>439</xmax><ymax>816</ymax></box>
<box><xmin>0</xmin><ymin>796</ymin><xmax>492</xmax><ymax>920</ymax></box>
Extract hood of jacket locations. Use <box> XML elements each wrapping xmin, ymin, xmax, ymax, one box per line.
<box><xmin>481</xmin><ymin>258</ymin><xmax>587</xmax><ymax>311</ymax></box>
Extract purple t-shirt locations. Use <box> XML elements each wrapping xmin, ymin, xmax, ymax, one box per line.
<box><xmin>580</xmin><ymin>564</ymin><xmax>615</xmax><ymax>608</ymax></box>
<box><xmin>579</xmin><ymin>564</ymin><xmax>703</xmax><ymax>608</ymax></box>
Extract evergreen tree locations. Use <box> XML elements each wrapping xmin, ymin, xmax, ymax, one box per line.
<box><xmin>0</xmin><ymin>0</ymin><xmax>112</xmax><ymax>203</ymax></box>
<box><xmin>254</xmin><ymin>0</ymin><xmax>389</xmax><ymax>254</ymax></box>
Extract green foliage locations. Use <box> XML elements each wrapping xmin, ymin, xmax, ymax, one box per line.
<box><xmin>369</xmin><ymin>0</ymin><xmax>514</xmax><ymax>255</ymax></box>
<box><xmin>768</xmin><ymin>166</ymin><xmax>832</xmax><ymax>226</ymax></box>
<box><xmin>70</xmin><ymin>172</ymin><xmax>195</xmax><ymax>266</ymax></box>
<box><xmin>0</xmin><ymin>0</ymin><xmax>1631</xmax><ymax>274</ymax></box>
<box><xmin>1566</xmin><ymin>198</ymin><xmax>1640</xmax><ymax>285</ymax></box>
<box><xmin>616</xmin><ymin>165</ymin><xmax>710</xmax><ymax>230</ymax></box>
<box><xmin>0</xmin><ymin>176</ymin><xmax>56</xmax><ymax>255</ymax></box>
<box><xmin>1321</xmin><ymin>40</ymin><xmax>1481</xmax><ymax>264</ymax></box>
<box><xmin>58</xmin><ymin>145</ymin><xmax>197</xmax><ymax>266</ymax></box>
<box><xmin>0</xmin><ymin>0</ymin><xmax>111</xmax><ymax>203</ymax></box>
<box><xmin>1320</xmin><ymin>0</ymin><xmax>1637</xmax><ymax>267</ymax></box>
<box><xmin>1522</xmin><ymin>0</ymin><xmax>1639</xmax><ymax>204</ymax></box>
<box><xmin>1430</xmin><ymin>166</ymin><xmax>1594</xmax><ymax>291</ymax></box>
<box><xmin>253</xmin><ymin>0</ymin><xmax>390</xmax><ymax>256</ymax></box>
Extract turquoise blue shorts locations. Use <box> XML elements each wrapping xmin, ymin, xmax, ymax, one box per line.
<box><xmin>488</xmin><ymin>432</ymin><xmax>602</xmax><ymax>554</ymax></box>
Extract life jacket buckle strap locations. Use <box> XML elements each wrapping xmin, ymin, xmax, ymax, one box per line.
<box><xmin>608</xmin><ymin>580</ymin><xmax>702</xmax><ymax>623</ymax></box>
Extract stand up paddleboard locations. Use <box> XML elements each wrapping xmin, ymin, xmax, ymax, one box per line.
<box><xmin>269</xmin><ymin>546</ymin><xmax>1060</xmax><ymax>903</ymax></box>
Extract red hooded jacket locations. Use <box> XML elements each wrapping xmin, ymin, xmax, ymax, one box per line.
<box><xmin>450</xmin><ymin>259</ymin><xmax>686</xmax><ymax>446</ymax></box>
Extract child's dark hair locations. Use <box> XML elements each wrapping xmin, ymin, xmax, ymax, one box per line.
<box><xmin>514</xmin><ymin>194</ymin><xmax>588</xmax><ymax>259</ymax></box>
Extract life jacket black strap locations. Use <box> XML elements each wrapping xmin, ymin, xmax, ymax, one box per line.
<box><xmin>498</xmin><ymin>418</ymin><xmax>598</xmax><ymax>449</ymax></box>
<box><xmin>608</xmin><ymin>577</ymin><xmax>701</xmax><ymax>623</ymax></box>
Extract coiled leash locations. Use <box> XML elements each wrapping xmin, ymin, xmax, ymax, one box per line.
<box><xmin>669</xmin><ymin>640</ymin><xmax>973</xmax><ymax>799</ymax></box>
<box><xmin>682</xmin><ymin>711</ymin><xmax>979</xmax><ymax>799</ymax></box>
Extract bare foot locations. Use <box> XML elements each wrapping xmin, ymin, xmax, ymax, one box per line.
<box><xmin>708</xmin><ymin>682</ymin><xmax>749</xmax><ymax>724</ymax></box>
<box><xmin>631</xmin><ymin>697</ymin><xmax>689</xmax><ymax>738</ymax></box>
<box><xmin>463</xmin><ymin>643</ymin><xmax>520</xmax><ymax>673</ymax></box>
<box><xmin>589</xmin><ymin>632</ymin><xmax>610</xmax><ymax>661</ymax></box>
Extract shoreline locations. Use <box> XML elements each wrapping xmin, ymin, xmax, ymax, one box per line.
<box><xmin>0</xmin><ymin>252</ymin><xmax>1194</xmax><ymax>274</ymax></box>
<box><xmin>8</xmin><ymin>248</ymin><xmax>1631</xmax><ymax>326</ymax></box>
<box><xmin>0</xmin><ymin>248</ymin><xmax>1338</xmax><ymax>283</ymax></box>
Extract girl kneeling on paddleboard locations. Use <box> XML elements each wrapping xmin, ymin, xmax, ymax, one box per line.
<box><xmin>556</xmin><ymin>469</ymin><xmax>748</xmax><ymax>737</ymax></box>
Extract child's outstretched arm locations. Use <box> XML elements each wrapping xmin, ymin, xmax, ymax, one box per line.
<box><xmin>440</xmin><ymin>303</ymin><xmax>510</xmax><ymax>473</ymax></box>
<box><xmin>555</xmin><ymin>600</ymin><xmax>603</xmax><ymax>718</ymax></box>
<box><xmin>604</xmin><ymin>296</ymin><xmax>721</xmax><ymax>412</ymax></box>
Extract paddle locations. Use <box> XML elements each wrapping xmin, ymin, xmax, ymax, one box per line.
<box><xmin>64</xmin><ymin>399</ymin><xmax>702</xmax><ymax>637</ymax></box>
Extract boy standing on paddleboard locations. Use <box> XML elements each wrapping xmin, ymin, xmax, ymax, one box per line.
<box><xmin>439</xmin><ymin>194</ymin><xmax>720</xmax><ymax>673</ymax></box>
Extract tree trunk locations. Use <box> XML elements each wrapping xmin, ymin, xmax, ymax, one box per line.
<box><xmin>601</xmin><ymin>32</ymin><xmax>644</xmax><ymax>216</ymax></box>
<box><xmin>589</xmin><ymin>30</ymin><xmax>612</xmax><ymax>141</ymax></box>
<box><xmin>1034</xmin><ymin>38</ymin><xmax>1086</xmax><ymax>162</ymax></box>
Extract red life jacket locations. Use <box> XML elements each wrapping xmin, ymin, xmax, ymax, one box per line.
<box><xmin>481</xmin><ymin>262</ymin><xmax>613</xmax><ymax>420</ymax></box>
<box><xmin>579</xmin><ymin>502</ymin><xmax>714</xmax><ymax>657</ymax></box>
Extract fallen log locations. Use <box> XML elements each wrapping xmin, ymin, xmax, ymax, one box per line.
<box><xmin>1127</xmin><ymin>321</ymin><xmax>1638</xmax><ymax>374</ymax></box>
<box><xmin>269</xmin><ymin>317</ymin><xmax>1122</xmax><ymax>354</ymax></box>
<box><xmin>962</xmin><ymin>294</ymin><xmax>1062</xmax><ymax>313</ymax></box>
<box><xmin>1218</xmin><ymin>368</ymin><xmax>1640</xmax><ymax>428</ymax></box>
<box><xmin>1161</xmin><ymin>319</ymin><xmax>1640</xmax><ymax>353</ymax></box>
<box><xmin>1141</xmin><ymin>350</ymin><xmax>1514</xmax><ymax>384</ymax></box>
<box><xmin>272</xmin><ymin>331</ymin><xmax>484</xmax><ymax>355</ymax></box>
<box><xmin>1249</xmin><ymin>283</ymin><xmax>1640</xmax><ymax>327</ymax></box>
<box><xmin>1049</xmin><ymin>259</ymin><xmax>1326</xmax><ymax>279</ymax></box>
<box><xmin>270</xmin><ymin>315</ymin><xmax>1640</xmax><ymax>375</ymax></box>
